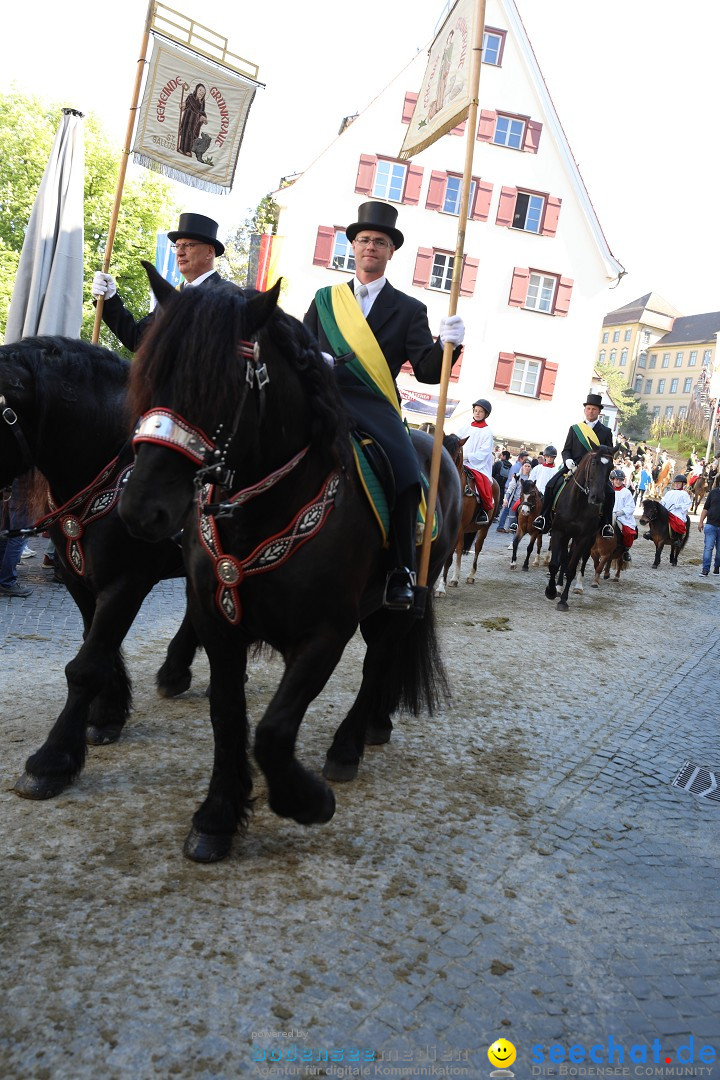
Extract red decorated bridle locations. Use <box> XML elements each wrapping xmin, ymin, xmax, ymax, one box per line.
<box><xmin>131</xmin><ymin>337</ymin><xmax>340</xmax><ymax>623</ymax></box>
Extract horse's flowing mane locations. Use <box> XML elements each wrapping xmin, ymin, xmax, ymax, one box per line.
<box><xmin>128</xmin><ymin>283</ymin><xmax>350</xmax><ymax>464</ymax></box>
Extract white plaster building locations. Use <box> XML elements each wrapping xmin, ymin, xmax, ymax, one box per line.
<box><xmin>270</xmin><ymin>0</ymin><xmax>624</xmax><ymax>447</ymax></box>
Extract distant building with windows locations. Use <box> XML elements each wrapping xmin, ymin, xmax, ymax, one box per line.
<box><xmin>597</xmin><ymin>294</ymin><xmax>720</xmax><ymax>424</ymax></box>
<box><xmin>269</xmin><ymin>0</ymin><xmax>623</xmax><ymax>446</ymax></box>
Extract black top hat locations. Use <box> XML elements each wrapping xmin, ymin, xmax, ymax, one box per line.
<box><xmin>167</xmin><ymin>212</ymin><xmax>225</xmax><ymax>256</ymax></box>
<box><xmin>583</xmin><ymin>393</ymin><xmax>603</xmax><ymax>409</ymax></box>
<box><xmin>345</xmin><ymin>202</ymin><xmax>404</xmax><ymax>249</ymax></box>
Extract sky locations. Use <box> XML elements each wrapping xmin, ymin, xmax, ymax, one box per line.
<box><xmin>3</xmin><ymin>0</ymin><xmax>718</xmax><ymax>315</ymax></box>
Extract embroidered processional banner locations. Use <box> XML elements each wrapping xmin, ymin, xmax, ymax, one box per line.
<box><xmin>399</xmin><ymin>0</ymin><xmax>477</xmax><ymax>160</ymax></box>
<box><xmin>132</xmin><ymin>37</ymin><xmax>257</xmax><ymax>193</ymax></box>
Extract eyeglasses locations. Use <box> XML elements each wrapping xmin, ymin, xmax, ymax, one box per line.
<box><xmin>354</xmin><ymin>236</ymin><xmax>391</xmax><ymax>249</ymax></box>
<box><xmin>171</xmin><ymin>242</ymin><xmax>204</xmax><ymax>254</ymax></box>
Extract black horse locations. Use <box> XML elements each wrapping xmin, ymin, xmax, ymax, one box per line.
<box><xmin>119</xmin><ymin>267</ymin><xmax>462</xmax><ymax>862</ymax></box>
<box><xmin>544</xmin><ymin>449</ymin><xmax>615</xmax><ymax>611</ymax></box>
<box><xmin>639</xmin><ymin>498</ymin><xmax>690</xmax><ymax>567</ymax></box>
<box><xmin>0</xmin><ymin>337</ymin><xmax>200</xmax><ymax>800</ymax></box>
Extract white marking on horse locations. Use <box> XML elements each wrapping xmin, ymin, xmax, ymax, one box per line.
<box><xmin>600</xmin><ymin>457</ymin><xmax>609</xmax><ymax>465</ymax></box>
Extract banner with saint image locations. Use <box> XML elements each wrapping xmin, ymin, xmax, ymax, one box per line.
<box><xmin>132</xmin><ymin>37</ymin><xmax>257</xmax><ymax>193</ymax></box>
<box><xmin>399</xmin><ymin>0</ymin><xmax>477</xmax><ymax>160</ymax></box>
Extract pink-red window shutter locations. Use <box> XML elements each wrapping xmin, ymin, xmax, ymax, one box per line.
<box><xmin>496</xmin><ymin>187</ymin><xmax>517</xmax><ymax>227</ymax></box>
<box><xmin>470</xmin><ymin>180</ymin><xmax>493</xmax><ymax>221</ymax></box>
<box><xmin>355</xmin><ymin>154</ymin><xmax>377</xmax><ymax>195</ymax></box>
<box><xmin>413</xmin><ymin>248</ymin><xmax>433</xmax><ymax>287</ymax></box>
<box><xmin>538</xmin><ymin>361</ymin><xmax>559</xmax><ymax>400</ymax></box>
<box><xmin>541</xmin><ymin>196</ymin><xmax>562</xmax><ymax>237</ymax></box>
<box><xmin>554</xmin><ymin>277</ymin><xmax>574</xmax><ymax>316</ymax></box>
<box><xmin>426</xmin><ymin>171</ymin><xmax>447</xmax><ymax>212</ymax></box>
<box><xmin>523</xmin><ymin>120</ymin><xmax>543</xmax><ymax>153</ymax></box>
<box><xmin>477</xmin><ymin>109</ymin><xmax>498</xmax><ymax>143</ymax></box>
<box><xmin>508</xmin><ymin>267</ymin><xmax>530</xmax><ymax>307</ymax></box>
<box><xmin>312</xmin><ymin>226</ymin><xmax>335</xmax><ymax>267</ymax></box>
<box><xmin>459</xmin><ymin>256</ymin><xmax>479</xmax><ymax>297</ymax></box>
<box><xmin>450</xmin><ymin>120</ymin><xmax>467</xmax><ymax>136</ymax></box>
<box><xmin>403</xmin><ymin>163</ymin><xmax>424</xmax><ymax>205</ymax></box>
<box><xmin>402</xmin><ymin>92</ymin><xmax>418</xmax><ymax>125</ymax></box>
<box><xmin>494</xmin><ymin>352</ymin><xmax>516</xmax><ymax>392</ymax></box>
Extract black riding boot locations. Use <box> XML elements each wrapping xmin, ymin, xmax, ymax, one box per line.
<box><xmin>385</xmin><ymin>487</ymin><xmax>419</xmax><ymax>611</ymax></box>
<box><xmin>533</xmin><ymin>471</ymin><xmax>562</xmax><ymax>533</ymax></box>
<box><xmin>600</xmin><ymin>484</ymin><xmax>615</xmax><ymax>538</ymax></box>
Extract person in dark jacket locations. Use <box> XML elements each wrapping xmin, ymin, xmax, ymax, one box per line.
<box><xmin>304</xmin><ymin>201</ymin><xmax>464</xmax><ymax>610</ymax></box>
<box><xmin>533</xmin><ymin>392</ymin><xmax>615</xmax><ymax>536</ymax></box>
<box><xmin>91</xmin><ymin>212</ymin><xmax>226</xmax><ymax>352</ymax></box>
<box><xmin>492</xmin><ymin>450</ymin><xmax>513</xmax><ymax>501</ymax></box>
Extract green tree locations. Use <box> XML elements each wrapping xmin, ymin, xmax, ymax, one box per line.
<box><xmin>595</xmin><ymin>360</ymin><xmax>650</xmax><ymax>438</ymax></box>
<box><xmin>218</xmin><ymin>193</ymin><xmax>280</xmax><ymax>286</ymax></box>
<box><xmin>0</xmin><ymin>89</ymin><xmax>182</xmax><ymax>350</ymax></box>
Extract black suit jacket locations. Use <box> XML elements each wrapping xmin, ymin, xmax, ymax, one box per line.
<box><xmin>303</xmin><ymin>280</ymin><xmax>462</xmax><ymax>492</ymax></box>
<box><xmin>304</xmin><ymin>279</ymin><xmax>462</xmax><ymax>383</ymax></box>
<box><xmin>561</xmin><ymin>420</ymin><xmax>614</xmax><ymax>466</ymax></box>
<box><xmin>101</xmin><ymin>271</ymin><xmax>225</xmax><ymax>353</ymax></box>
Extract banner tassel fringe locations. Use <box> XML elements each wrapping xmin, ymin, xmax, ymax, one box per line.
<box><xmin>132</xmin><ymin>153</ymin><xmax>228</xmax><ymax>195</ymax></box>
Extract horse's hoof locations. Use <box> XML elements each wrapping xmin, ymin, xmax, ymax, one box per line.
<box><xmin>448</xmin><ymin>579</ymin><xmax>458</xmax><ymax>588</ymax></box>
<box><xmin>574</xmin><ymin>586</ymin><xmax>584</xmax><ymax>593</ymax></box>
<box><xmin>556</xmin><ymin>601</ymin><xmax>569</xmax><ymax>612</ymax></box>
<box><xmin>591</xmin><ymin>582</ymin><xmax>598</xmax><ymax>589</ymax></box>
<box><xmin>522</xmin><ymin>566</ymin><xmax>529</xmax><ymax>573</ymax></box>
<box><xmin>323</xmin><ymin>757</ymin><xmax>359</xmax><ymax>782</ymax></box>
<box><xmin>13</xmin><ymin>771</ymin><xmax>70</xmax><ymax>800</ymax></box>
<box><xmin>183</xmin><ymin>827</ymin><xmax>233</xmax><ymax>863</ymax></box>
<box><xmin>365</xmin><ymin>725</ymin><xmax>392</xmax><ymax>746</ymax></box>
<box><xmin>510</xmin><ymin>563</ymin><xmax>516</xmax><ymax>571</ymax></box>
<box><xmin>284</xmin><ymin>786</ymin><xmax>336</xmax><ymax>825</ymax></box>
<box><xmin>465</xmin><ymin>576</ymin><xmax>475</xmax><ymax>585</ymax></box>
<box><xmin>157</xmin><ymin>671</ymin><xmax>192</xmax><ymax>698</ymax></box>
<box><xmin>86</xmin><ymin>723</ymin><xmax>123</xmax><ymax>746</ymax></box>
<box><xmin>545</xmin><ymin>586</ymin><xmax>557</xmax><ymax>600</ymax></box>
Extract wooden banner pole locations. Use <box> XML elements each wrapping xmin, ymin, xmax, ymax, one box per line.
<box><xmin>92</xmin><ymin>0</ymin><xmax>155</xmax><ymax>343</ymax></box>
<box><xmin>417</xmin><ymin>0</ymin><xmax>487</xmax><ymax>587</ymax></box>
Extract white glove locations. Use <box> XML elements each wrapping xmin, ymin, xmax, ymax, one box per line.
<box><xmin>565</xmin><ymin>457</ymin><xmax>577</xmax><ymax>473</ymax></box>
<box><xmin>321</xmin><ymin>351</ymin><xmax>335</xmax><ymax>367</ymax></box>
<box><xmin>92</xmin><ymin>271</ymin><xmax>117</xmax><ymax>300</ymax></box>
<box><xmin>439</xmin><ymin>315</ymin><xmax>465</xmax><ymax>346</ymax></box>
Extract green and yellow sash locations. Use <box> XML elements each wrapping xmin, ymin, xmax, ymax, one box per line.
<box><xmin>572</xmin><ymin>421</ymin><xmax>601</xmax><ymax>454</ymax></box>
<box><xmin>314</xmin><ymin>284</ymin><xmax>401</xmax><ymax>415</ymax></box>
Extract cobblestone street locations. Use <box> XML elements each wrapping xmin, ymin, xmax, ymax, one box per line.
<box><xmin>1</xmin><ymin>519</ymin><xmax>719</xmax><ymax>1080</ymax></box>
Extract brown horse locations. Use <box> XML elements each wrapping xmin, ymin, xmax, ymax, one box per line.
<box><xmin>690</xmin><ymin>472</ymin><xmax>708</xmax><ymax>514</ymax></box>
<box><xmin>650</xmin><ymin>458</ymin><xmax>673</xmax><ymax>498</ymax></box>
<box><xmin>510</xmin><ymin>479</ymin><xmax>544</xmax><ymax>571</ymax></box>
<box><xmin>573</xmin><ymin>528</ymin><xmax>628</xmax><ymax>593</ymax></box>
<box><xmin>436</xmin><ymin>434</ymin><xmax>500</xmax><ymax>592</ymax></box>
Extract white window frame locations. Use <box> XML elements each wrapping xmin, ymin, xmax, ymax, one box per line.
<box><xmin>372</xmin><ymin>160</ymin><xmax>408</xmax><ymax>203</ymax></box>
<box><xmin>683</xmin><ymin>377</ymin><xmax>693</xmax><ymax>393</ymax></box>
<box><xmin>678</xmin><ymin>406</ymin><xmax>688</xmax><ymax>419</ymax></box>
<box><xmin>512</xmin><ymin>192</ymin><xmax>545</xmax><ymax>233</ymax></box>
<box><xmin>688</xmin><ymin>351</ymin><xmax>698</xmax><ymax>367</ymax></box>
<box><xmin>430</xmin><ymin>252</ymin><xmax>454</xmax><ymax>292</ymax></box>
<box><xmin>613</xmin><ymin>331</ymin><xmax>620</xmax><ymax>342</ymax></box>
<box><xmin>524</xmin><ymin>272</ymin><xmax>558</xmax><ymax>313</ymax></box>
<box><xmin>670</xmin><ymin>378</ymin><xmax>679</xmax><ymax>393</ymax></box>
<box><xmin>482</xmin><ymin>30</ymin><xmax>504</xmax><ymax>65</ymax></box>
<box><xmin>658</xmin><ymin>378</ymin><xmax>666</xmax><ymax>393</ymax></box>
<box><xmin>662</xmin><ymin>353</ymin><xmax>670</xmax><ymax>368</ymax></box>
<box><xmin>331</xmin><ymin>231</ymin><xmax>355</xmax><ymax>272</ymax></box>
<box><xmin>665</xmin><ymin>405</ymin><xmax>674</xmax><ymax>418</ymax></box>
<box><xmin>620</xmin><ymin>349</ymin><xmax>628</xmax><ymax>367</ymax></box>
<box><xmin>510</xmin><ymin>356</ymin><xmax>541</xmax><ymax>397</ymax></box>
<box><xmin>443</xmin><ymin>175</ymin><xmax>476</xmax><ymax>216</ymax></box>
<box><xmin>674</xmin><ymin>352</ymin><xmax>684</xmax><ymax>367</ymax></box>
<box><xmin>634</xmin><ymin>376</ymin><xmax>643</xmax><ymax>393</ymax></box>
<box><xmin>494</xmin><ymin>115</ymin><xmax>525</xmax><ymax>150</ymax></box>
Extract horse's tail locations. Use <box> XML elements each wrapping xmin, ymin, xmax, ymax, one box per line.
<box><xmin>378</xmin><ymin>592</ymin><xmax>449</xmax><ymax>717</ymax></box>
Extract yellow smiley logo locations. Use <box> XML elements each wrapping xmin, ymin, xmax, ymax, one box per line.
<box><xmin>488</xmin><ymin>1039</ymin><xmax>517</xmax><ymax>1068</ymax></box>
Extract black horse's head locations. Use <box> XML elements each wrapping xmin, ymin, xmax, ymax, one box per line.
<box><xmin>580</xmin><ymin>449</ymin><xmax>614</xmax><ymax>505</ymax></box>
<box><xmin>639</xmin><ymin>498</ymin><xmax>660</xmax><ymax>527</ymax></box>
<box><xmin>120</xmin><ymin>263</ymin><xmax>347</xmax><ymax>542</ymax></box>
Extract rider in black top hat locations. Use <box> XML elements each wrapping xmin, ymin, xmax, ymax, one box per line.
<box><xmin>533</xmin><ymin>392</ymin><xmax>616</xmax><ymax>536</ymax></box>
<box><xmin>91</xmin><ymin>212</ymin><xmax>226</xmax><ymax>352</ymax></box>
<box><xmin>304</xmin><ymin>200</ymin><xmax>465</xmax><ymax>611</ymax></box>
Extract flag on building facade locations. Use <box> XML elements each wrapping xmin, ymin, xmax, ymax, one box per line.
<box><xmin>132</xmin><ymin>36</ymin><xmax>258</xmax><ymax>193</ymax></box>
<box><xmin>399</xmin><ymin>0</ymin><xmax>478</xmax><ymax>160</ymax></box>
